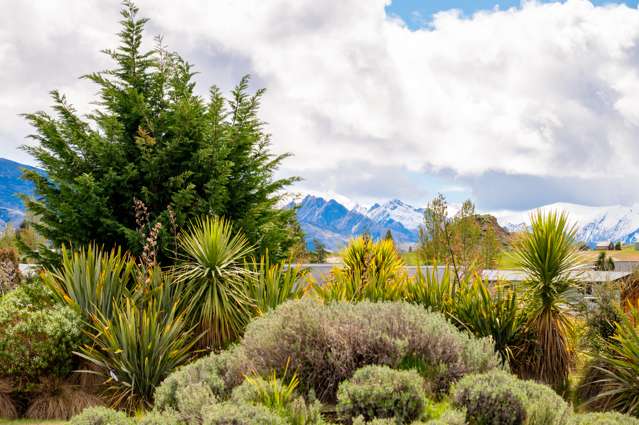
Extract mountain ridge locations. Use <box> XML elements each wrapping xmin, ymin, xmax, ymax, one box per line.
<box><xmin>2</xmin><ymin>157</ymin><xmax>639</xmax><ymax>249</ymax></box>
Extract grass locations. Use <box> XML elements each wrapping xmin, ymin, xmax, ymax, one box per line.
<box><xmin>0</xmin><ymin>421</ymin><xmax>67</xmax><ymax>424</ymax></box>
<box><xmin>401</xmin><ymin>251</ymin><xmax>421</xmax><ymax>265</ymax></box>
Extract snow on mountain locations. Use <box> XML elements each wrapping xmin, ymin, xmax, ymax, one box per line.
<box><xmin>365</xmin><ymin>199</ymin><xmax>424</xmax><ymax>230</ymax></box>
<box><xmin>496</xmin><ymin>202</ymin><xmax>639</xmax><ymax>245</ymax></box>
<box><xmin>294</xmin><ymin>195</ymin><xmax>423</xmax><ymax>251</ymax></box>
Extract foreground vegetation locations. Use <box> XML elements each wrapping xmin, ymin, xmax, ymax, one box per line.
<box><xmin>3</xmin><ymin>209</ymin><xmax>639</xmax><ymax>423</ymax></box>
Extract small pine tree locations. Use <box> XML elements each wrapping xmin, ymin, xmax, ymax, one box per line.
<box><xmin>615</xmin><ymin>241</ymin><xmax>622</xmax><ymax>250</ymax></box>
<box><xmin>20</xmin><ymin>1</ymin><xmax>301</xmax><ymax>264</ymax></box>
<box><xmin>384</xmin><ymin>229</ymin><xmax>394</xmax><ymax>242</ymax></box>
<box><xmin>311</xmin><ymin>239</ymin><xmax>328</xmax><ymax>263</ymax></box>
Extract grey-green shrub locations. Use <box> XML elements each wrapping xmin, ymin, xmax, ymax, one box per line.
<box><xmin>202</xmin><ymin>402</ymin><xmax>287</xmax><ymax>425</ymax></box>
<box><xmin>451</xmin><ymin>370</ymin><xmax>570</xmax><ymax>425</ymax></box>
<box><xmin>568</xmin><ymin>412</ymin><xmax>639</xmax><ymax>425</ymax></box>
<box><xmin>175</xmin><ymin>382</ymin><xmax>217</xmax><ymax>424</ymax></box>
<box><xmin>70</xmin><ymin>407</ymin><xmax>134</xmax><ymax>425</ymax></box>
<box><xmin>352</xmin><ymin>417</ymin><xmax>396</xmax><ymax>425</ymax></box>
<box><xmin>138</xmin><ymin>411</ymin><xmax>182</xmax><ymax>425</ymax></box>
<box><xmin>337</xmin><ymin>365</ymin><xmax>426</xmax><ymax>424</ymax></box>
<box><xmin>154</xmin><ymin>347</ymin><xmax>249</xmax><ymax>412</ymax></box>
<box><xmin>241</xmin><ymin>300</ymin><xmax>499</xmax><ymax>402</ymax></box>
<box><xmin>0</xmin><ymin>281</ymin><xmax>83</xmax><ymax>382</ymax></box>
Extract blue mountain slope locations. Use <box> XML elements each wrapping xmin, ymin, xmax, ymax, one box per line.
<box><xmin>0</xmin><ymin>158</ymin><xmax>39</xmax><ymax>229</ymax></box>
<box><xmin>294</xmin><ymin>195</ymin><xmax>421</xmax><ymax>251</ymax></box>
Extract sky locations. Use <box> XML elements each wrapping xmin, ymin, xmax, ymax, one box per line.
<box><xmin>2</xmin><ymin>0</ymin><xmax>639</xmax><ymax>211</ymax></box>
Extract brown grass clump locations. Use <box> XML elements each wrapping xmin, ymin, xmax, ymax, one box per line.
<box><xmin>0</xmin><ymin>378</ymin><xmax>18</xmax><ymax>419</ymax></box>
<box><xmin>25</xmin><ymin>377</ymin><xmax>103</xmax><ymax>420</ymax></box>
<box><xmin>68</xmin><ymin>360</ymin><xmax>106</xmax><ymax>392</ymax></box>
<box><xmin>0</xmin><ymin>247</ymin><xmax>21</xmax><ymax>295</ymax></box>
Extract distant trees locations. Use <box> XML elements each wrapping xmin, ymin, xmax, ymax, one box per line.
<box><xmin>418</xmin><ymin>194</ymin><xmax>501</xmax><ymax>273</ymax></box>
<box><xmin>595</xmin><ymin>251</ymin><xmax>615</xmax><ymax>271</ymax></box>
<box><xmin>311</xmin><ymin>239</ymin><xmax>328</xmax><ymax>263</ymax></box>
<box><xmin>615</xmin><ymin>241</ymin><xmax>622</xmax><ymax>250</ymax></box>
<box><xmin>20</xmin><ymin>1</ymin><xmax>301</xmax><ymax>264</ymax></box>
<box><xmin>384</xmin><ymin>229</ymin><xmax>394</xmax><ymax>242</ymax></box>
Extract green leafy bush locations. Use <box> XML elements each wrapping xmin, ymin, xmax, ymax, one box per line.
<box><xmin>202</xmin><ymin>402</ymin><xmax>287</xmax><ymax>425</ymax></box>
<box><xmin>69</xmin><ymin>406</ymin><xmax>134</xmax><ymax>425</ymax></box>
<box><xmin>0</xmin><ymin>280</ymin><xmax>83</xmax><ymax>383</ymax></box>
<box><xmin>567</xmin><ymin>412</ymin><xmax>639</xmax><ymax>425</ymax></box>
<box><xmin>336</xmin><ymin>365</ymin><xmax>426</xmax><ymax>424</ymax></box>
<box><xmin>155</xmin><ymin>347</ymin><xmax>249</xmax><ymax>412</ymax></box>
<box><xmin>241</xmin><ymin>299</ymin><xmax>499</xmax><ymax>402</ymax></box>
<box><xmin>451</xmin><ymin>370</ymin><xmax>570</xmax><ymax>425</ymax></box>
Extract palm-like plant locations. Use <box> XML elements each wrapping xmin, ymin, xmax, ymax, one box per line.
<box><xmin>511</xmin><ymin>210</ymin><xmax>581</xmax><ymax>388</ymax></box>
<box><xmin>41</xmin><ymin>245</ymin><xmax>136</xmax><ymax>321</ymax></box>
<box><xmin>175</xmin><ymin>216</ymin><xmax>255</xmax><ymax>349</ymax></box>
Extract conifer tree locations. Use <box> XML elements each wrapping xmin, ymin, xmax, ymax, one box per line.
<box><xmin>20</xmin><ymin>1</ymin><xmax>301</xmax><ymax>263</ymax></box>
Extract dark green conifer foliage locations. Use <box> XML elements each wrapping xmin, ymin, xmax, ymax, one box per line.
<box><xmin>20</xmin><ymin>1</ymin><xmax>300</xmax><ymax>263</ymax></box>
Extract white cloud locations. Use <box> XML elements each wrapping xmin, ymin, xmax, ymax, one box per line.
<box><xmin>2</xmin><ymin>0</ymin><xmax>639</xmax><ymax>207</ymax></box>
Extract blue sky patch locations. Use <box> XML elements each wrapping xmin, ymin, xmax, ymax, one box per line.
<box><xmin>385</xmin><ymin>0</ymin><xmax>638</xmax><ymax>30</ymax></box>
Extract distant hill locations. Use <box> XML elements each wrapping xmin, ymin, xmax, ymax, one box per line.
<box><xmin>0</xmin><ymin>158</ymin><xmax>39</xmax><ymax>230</ymax></box>
<box><xmin>496</xmin><ymin>202</ymin><xmax>639</xmax><ymax>247</ymax></box>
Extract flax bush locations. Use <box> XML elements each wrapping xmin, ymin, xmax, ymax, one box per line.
<box><xmin>337</xmin><ymin>365</ymin><xmax>426</xmax><ymax>424</ymax></box>
<box><xmin>241</xmin><ymin>299</ymin><xmax>499</xmax><ymax>402</ymax></box>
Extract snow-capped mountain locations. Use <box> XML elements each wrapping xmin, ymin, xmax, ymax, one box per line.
<box><xmin>294</xmin><ymin>195</ymin><xmax>424</xmax><ymax>251</ymax></box>
<box><xmin>496</xmin><ymin>202</ymin><xmax>639</xmax><ymax>246</ymax></box>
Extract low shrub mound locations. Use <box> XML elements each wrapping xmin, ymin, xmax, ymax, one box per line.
<box><xmin>337</xmin><ymin>365</ymin><xmax>426</xmax><ymax>424</ymax></box>
<box><xmin>451</xmin><ymin>370</ymin><xmax>570</xmax><ymax>425</ymax></box>
<box><xmin>69</xmin><ymin>406</ymin><xmax>133</xmax><ymax>425</ymax></box>
<box><xmin>202</xmin><ymin>402</ymin><xmax>287</xmax><ymax>425</ymax></box>
<box><xmin>568</xmin><ymin>412</ymin><xmax>639</xmax><ymax>425</ymax></box>
<box><xmin>154</xmin><ymin>346</ymin><xmax>249</xmax><ymax>413</ymax></box>
<box><xmin>0</xmin><ymin>281</ymin><xmax>83</xmax><ymax>384</ymax></box>
<box><xmin>138</xmin><ymin>410</ymin><xmax>182</xmax><ymax>425</ymax></box>
<box><xmin>241</xmin><ymin>299</ymin><xmax>499</xmax><ymax>402</ymax></box>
